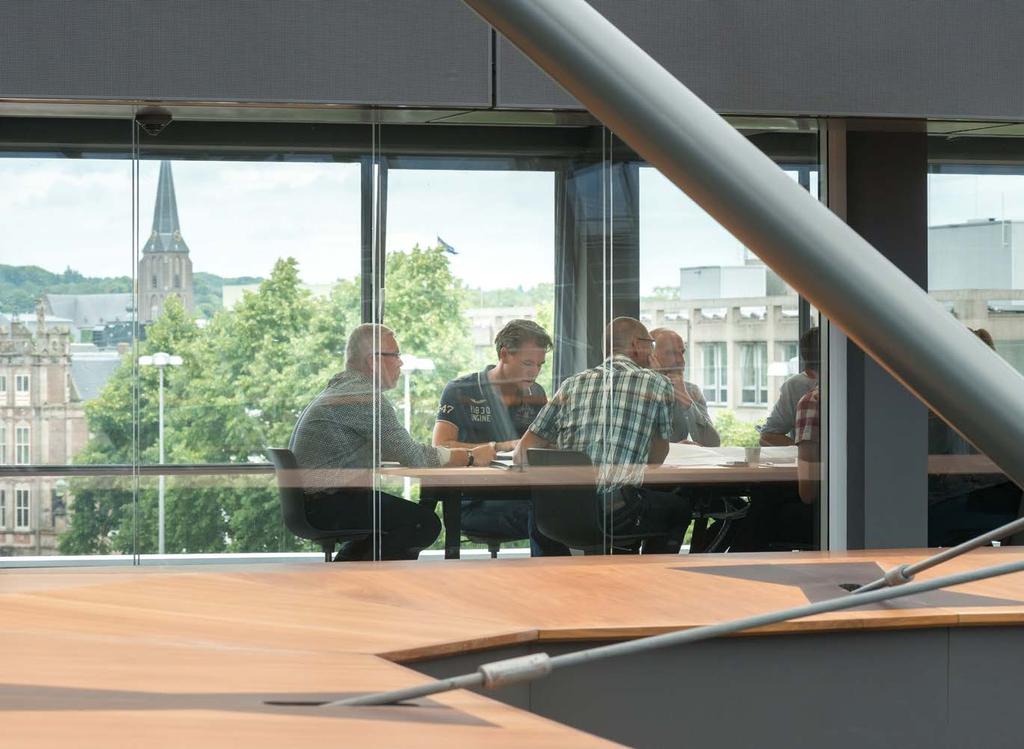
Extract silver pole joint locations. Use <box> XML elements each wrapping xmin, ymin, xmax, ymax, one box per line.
<box><xmin>883</xmin><ymin>564</ymin><xmax>915</xmax><ymax>587</ymax></box>
<box><xmin>477</xmin><ymin>653</ymin><xmax>552</xmax><ymax>689</ymax></box>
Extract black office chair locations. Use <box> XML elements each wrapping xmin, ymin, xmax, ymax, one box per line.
<box><xmin>266</xmin><ymin>448</ymin><xmax>375</xmax><ymax>563</ymax></box>
<box><xmin>689</xmin><ymin>495</ymin><xmax>751</xmax><ymax>553</ymax></box>
<box><xmin>527</xmin><ymin>448</ymin><xmax>666</xmax><ymax>554</ymax></box>
<box><xmin>464</xmin><ymin>531</ymin><xmax>521</xmax><ymax>559</ymax></box>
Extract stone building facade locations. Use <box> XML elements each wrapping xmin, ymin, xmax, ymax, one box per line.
<box><xmin>0</xmin><ymin>306</ymin><xmax>87</xmax><ymax>555</ymax></box>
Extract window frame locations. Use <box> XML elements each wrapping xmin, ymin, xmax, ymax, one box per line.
<box><xmin>739</xmin><ymin>341</ymin><xmax>769</xmax><ymax>406</ymax></box>
<box><xmin>14</xmin><ymin>425</ymin><xmax>30</xmax><ymax>465</ymax></box>
<box><xmin>700</xmin><ymin>342</ymin><xmax>728</xmax><ymax>405</ymax></box>
<box><xmin>14</xmin><ymin>487</ymin><xmax>29</xmax><ymax>531</ymax></box>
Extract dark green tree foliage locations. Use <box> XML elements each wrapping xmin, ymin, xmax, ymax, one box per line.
<box><xmin>383</xmin><ymin>244</ymin><xmax>473</xmax><ymax>442</ymax></box>
<box><xmin>61</xmin><ymin>250</ymin><xmax>463</xmax><ymax>555</ymax></box>
<box><xmin>192</xmin><ymin>272</ymin><xmax>264</xmax><ymax>319</ymax></box>
<box><xmin>0</xmin><ymin>263</ymin><xmax>262</xmax><ymax>318</ymax></box>
<box><xmin>0</xmin><ymin>265</ymin><xmax>132</xmax><ymax>313</ymax></box>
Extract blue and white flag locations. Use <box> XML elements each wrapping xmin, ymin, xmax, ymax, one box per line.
<box><xmin>437</xmin><ymin>236</ymin><xmax>458</xmax><ymax>255</ymax></box>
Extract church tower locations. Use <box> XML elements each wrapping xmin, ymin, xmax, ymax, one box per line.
<box><xmin>138</xmin><ymin>161</ymin><xmax>194</xmax><ymax>323</ymax></box>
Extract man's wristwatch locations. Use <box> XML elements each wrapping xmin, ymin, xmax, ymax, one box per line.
<box><xmin>466</xmin><ymin>450</ymin><xmax>475</xmax><ymax>467</ymax></box>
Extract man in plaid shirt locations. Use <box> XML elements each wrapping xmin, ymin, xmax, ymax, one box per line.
<box><xmin>794</xmin><ymin>386</ymin><xmax>821</xmax><ymax>503</ymax></box>
<box><xmin>514</xmin><ymin>317</ymin><xmax>693</xmax><ymax>553</ymax></box>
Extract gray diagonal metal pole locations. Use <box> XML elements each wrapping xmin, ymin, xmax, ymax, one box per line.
<box><xmin>461</xmin><ymin>0</ymin><xmax>1024</xmax><ymax>491</ymax></box>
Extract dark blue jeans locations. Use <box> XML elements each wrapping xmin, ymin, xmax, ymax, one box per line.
<box><xmin>461</xmin><ymin>498</ymin><xmax>570</xmax><ymax>556</ymax></box>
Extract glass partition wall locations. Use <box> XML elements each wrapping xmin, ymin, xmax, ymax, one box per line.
<box><xmin>0</xmin><ymin>114</ymin><xmax>824</xmax><ymax>563</ymax></box>
<box><xmin>926</xmin><ymin>133</ymin><xmax>1024</xmax><ymax>548</ymax></box>
<box><xmin>0</xmin><ymin>134</ymin><xmax>136</xmax><ymax>559</ymax></box>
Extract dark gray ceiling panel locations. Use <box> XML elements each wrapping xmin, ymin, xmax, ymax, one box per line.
<box><xmin>0</xmin><ymin>0</ymin><xmax>492</xmax><ymax>107</ymax></box>
<box><xmin>496</xmin><ymin>0</ymin><xmax>1024</xmax><ymax>121</ymax></box>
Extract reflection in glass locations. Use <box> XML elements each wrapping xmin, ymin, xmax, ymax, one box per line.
<box><xmin>0</xmin><ymin>156</ymin><xmax>131</xmax><ymax>557</ymax></box>
<box><xmin>638</xmin><ymin>143</ymin><xmax>822</xmax><ymax>552</ymax></box>
<box><xmin>926</xmin><ymin>163</ymin><xmax>1024</xmax><ymax>547</ymax></box>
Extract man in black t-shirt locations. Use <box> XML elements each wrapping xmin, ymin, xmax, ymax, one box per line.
<box><xmin>433</xmin><ymin>319</ymin><xmax>569</xmax><ymax>556</ymax></box>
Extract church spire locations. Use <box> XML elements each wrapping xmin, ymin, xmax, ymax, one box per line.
<box><xmin>142</xmin><ymin>161</ymin><xmax>189</xmax><ymax>254</ymax></box>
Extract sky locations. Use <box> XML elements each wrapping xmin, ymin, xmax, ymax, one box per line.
<box><xmin>2</xmin><ymin>157</ymin><xmax>1024</xmax><ymax>296</ymax></box>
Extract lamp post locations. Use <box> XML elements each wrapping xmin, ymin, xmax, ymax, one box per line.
<box><xmin>400</xmin><ymin>355</ymin><xmax>435</xmax><ymax>499</ymax></box>
<box><xmin>138</xmin><ymin>352</ymin><xmax>183</xmax><ymax>554</ymax></box>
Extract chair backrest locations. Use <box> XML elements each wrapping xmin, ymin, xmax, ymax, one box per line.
<box><xmin>527</xmin><ymin>448</ymin><xmax>606</xmax><ymax>550</ymax></box>
<box><xmin>266</xmin><ymin>447</ymin><xmax>321</xmax><ymax>541</ymax></box>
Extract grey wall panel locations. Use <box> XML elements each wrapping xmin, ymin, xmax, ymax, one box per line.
<box><xmin>0</xmin><ymin>0</ymin><xmax>491</xmax><ymax>107</ymax></box>
<box><xmin>948</xmin><ymin>627</ymin><xmax>1024</xmax><ymax>749</ymax></box>
<box><xmin>413</xmin><ymin>630</ymin><xmax>980</xmax><ymax>749</ymax></box>
<box><xmin>496</xmin><ymin>0</ymin><xmax>1024</xmax><ymax>121</ymax></box>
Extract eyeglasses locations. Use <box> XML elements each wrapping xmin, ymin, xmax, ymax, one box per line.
<box><xmin>636</xmin><ymin>337</ymin><xmax>655</xmax><ymax>345</ymax></box>
<box><xmin>377</xmin><ymin>351</ymin><xmax>402</xmax><ymax>358</ymax></box>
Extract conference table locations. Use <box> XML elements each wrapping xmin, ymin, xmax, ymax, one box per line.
<box><xmin>381</xmin><ymin>453</ymin><xmax>1009</xmax><ymax>559</ymax></box>
<box><xmin>381</xmin><ymin>459</ymin><xmax>799</xmax><ymax>559</ymax></box>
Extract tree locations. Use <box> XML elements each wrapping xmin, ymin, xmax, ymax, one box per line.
<box><xmin>60</xmin><ymin>249</ymin><xmax>465</xmax><ymax>555</ymax></box>
<box><xmin>713</xmin><ymin>410</ymin><xmax>761</xmax><ymax>448</ymax></box>
<box><xmin>383</xmin><ymin>244</ymin><xmax>474</xmax><ymax>442</ymax></box>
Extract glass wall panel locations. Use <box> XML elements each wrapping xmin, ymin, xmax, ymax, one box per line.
<box><xmin>0</xmin><ymin>146</ymin><xmax>134</xmax><ymax>560</ymax></box>
<box><xmin>0</xmin><ymin>115</ymin><xmax>828</xmax><ymax>565</ymax></box>
<box><xmin>635</xmin><ymin>124</ymin><xmax>824</xmax><ymax>552</ymax></box>
<box><xmin>927</xmin><ymin>140</ymin><xmax>1024</xmax><ymax>548</ymax></box>
<box><xmin>127</xmin><ymin>137</ymin><xmax>364</xmax><ymax>558</ymax></box>
<box><xmin>377</xmin><ymin>140</ymin><xmax>560</xmax><ymax>559</ymax></box>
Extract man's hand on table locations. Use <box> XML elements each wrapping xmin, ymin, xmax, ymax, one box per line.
<box><xmin>470</xmin><ymin>442</ymin><xmax>497</xmax><ymax>466</ymax></box>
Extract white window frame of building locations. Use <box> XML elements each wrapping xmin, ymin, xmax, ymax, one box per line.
<box><xmin>0</xmin><ymin>488</ymin><xmax>6</xmax><ymax>528</ymax></box>
<box><xmin>15</xmin><ymin>488</ymin><xmax>29</xmax><ymax>531</ymax></box>
<box><xmin>15</xmin><ymin>373</ymin><xmax>29</xmax><ymax>394</ymax></box>
<box><xmin>0</xmin><ymin>423</ymin><xmax>6</xmax><ymax>465</ymax></box>
<box><xmin>739</xmin><ymin>341</ymin><xmax>769</xmax><ymax>406</ymax></box>
<box><xmin>777</xmin><ymin>340</ymin><xmax>798</xmax><ymax>369</ymax></box>
<box><xmin>700</xmin><ymin>342</ymin><xmax>728</xmax><ymax>405</ymax></box>
<box><xmin>0</xmin><ymin>373</ymin><xmax>6</xmax><ymax>393</ymax></box>
<box><xmin>15</xmin><ymin>424</ymin><xmax>30</xmax><ymax>465</ymax></box>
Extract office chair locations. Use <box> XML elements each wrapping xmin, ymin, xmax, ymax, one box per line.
<box><xmin>527</xmin><ymin>448</ymin><xmax>667</xmax><ymax>554</ymax></box>
<box><xmin>464</xmin><ymin>531</ymin><xmax>521</xmax><ymax>559</ymax></box>
<box><xmin>266</xmin><ymin>448</ymin><xmax>375</xmax><ymax>562</ymax></box>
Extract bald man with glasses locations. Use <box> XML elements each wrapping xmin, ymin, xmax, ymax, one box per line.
<box><xmin>290</xmin><ymin>323</ymin><xmax>495</xmax><ymax>561</ymax></box>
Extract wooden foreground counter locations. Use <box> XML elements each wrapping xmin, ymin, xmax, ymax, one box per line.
<box><xmin>4</xmin><ymin>548</ymin><xmax>1024</xmax><ymax>748</ymax></box>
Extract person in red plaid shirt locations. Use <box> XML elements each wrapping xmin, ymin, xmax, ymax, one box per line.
<box><xmin>794</xmin><ymin>386</ymin><xmax>821</xmax><ymax>503</ymax></box>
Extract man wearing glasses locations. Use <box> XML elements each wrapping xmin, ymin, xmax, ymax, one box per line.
<box><xmin>514</xmin><ymin>317</ymin><xmax>693</xmax><ymax>554</ymax></box>
<box><xmin>433</xmin><ymin>319</ymin><xmax>568</xmax><ymax>556</ymax></box>
<box><xmin>649</xmin><ymin>327</ymin><xmax>720</xmax><ymax>446</ymax></box>
<box><xmin>290</xmin><ymin>323</ymin><xmax>495</xmax><ymax>561</ymax></box>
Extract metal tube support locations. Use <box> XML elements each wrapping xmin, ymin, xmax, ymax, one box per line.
<box><xmin>856</xmin><ymin>515</ymin><xmax>1024</xmax><ymax>594</ymax></box>
<box><xmin>329</xmin><ymin>559</ymin><xmax>1024</xmax><ymax>707</ymax></box>
<box><xmin>158</xmin><ymin>366</ymin><xmax>165</xmax><ymax>556</ymax></box>
<box><xmin>460</xmin><ymin>0</ymin><xmax>1024</xmax><ymax>492</ymax></box>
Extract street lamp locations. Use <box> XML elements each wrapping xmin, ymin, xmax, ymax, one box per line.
<box><xmin>138</xmin><ymin>352</ymin><xmax>183</xmax><ymax>555</ymax></box>
<box><xmin>400</xmin><ymin>355</ymin><xmax>435</xmax><ymax>499</ymax></box>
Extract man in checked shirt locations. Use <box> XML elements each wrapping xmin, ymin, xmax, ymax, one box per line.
<box><xmin>514</xmin><ymin>317</ymin><xmax>693</xmax><ymax>554</ymax></box>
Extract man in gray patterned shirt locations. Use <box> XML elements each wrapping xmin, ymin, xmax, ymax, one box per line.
<box><xmin>290</xmin><ymin>324</ymin><xmax>495</xmax><ymax>560</ymax></box>
<box><xmin>650</xmin><ymin>328</ymin><xmax>720</xmax><ymax>447</ymax></box>
<box><xmin>514</xmin><ymin>317</ymin><xmax>693</xmax><ymax>554</ymax></box>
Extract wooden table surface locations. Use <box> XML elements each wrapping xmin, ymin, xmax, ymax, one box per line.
<box><xmin>5</xmin><ymin>547</ymin><xmax>1024</xmax><ymax>747</ymax></box>
<box><xmin>380</xmin><ymin>461</ymin><xmax>798</xmax><ymax>488</ymax></box>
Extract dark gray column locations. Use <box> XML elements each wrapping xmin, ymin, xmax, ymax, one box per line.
<box><xmin>844</xmin><ymin>128</ymin><xmax>929</xmax><ymax>548</ymax></box>
<box><xmin>553</xmin><ymin>153</ymin><xmax>640</xmax><ymax>386</ymax></box>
